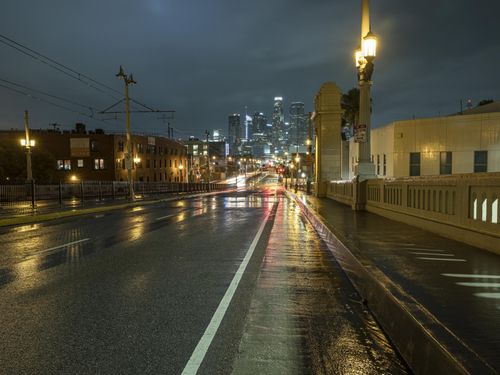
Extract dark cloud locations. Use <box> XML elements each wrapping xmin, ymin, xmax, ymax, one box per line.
<box><xmin>0</xmin><ymin>0</ymin><xmax>498</xmax><ymax>137</ymax></box>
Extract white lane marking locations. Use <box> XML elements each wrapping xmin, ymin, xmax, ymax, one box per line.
<box><xmin>95</xmin><ymin>214</ymin><xmax>105</xmax><ymax>219</ymax></box>
<box><xmin>474</xmin><ymin>293</ymin><xmax>500</xmax><ymax>299</ymax></box>
<box><xmin>155</xmin><ymin>213</ymin><xmax>176</xmax><ymax>221</ymax></box>
<box><xmin>181</xmin><ymin>208</ymin><xmax>273</xmax><ymax>375</ymax></box>
<box><xmin>442</xmin><ymin>273</ymin><xmax>500</xmax><ymax>279</ymax></box>
<box><xmin>416</xmin><ymin>257</ymin><xmax>466</xmax><ymax>262</ymax></box>
<box><xmin>402</xmin><ymin>247</ymin><xmax>450</xmax><ymax>252</ymax></box>
<box><xmin>457</xmin><ymin>282</ymin><xmax>500</xmax><ymax>288</ymax></box>
<box><xmin>36</xmin><ymin>238</ymin><xmax>91</xmax><ymax>256</ymax></box>
<box><xmin>411</xmin><ymin>252</ymin><xmax>455</xmax><ymax>257</ymax></box>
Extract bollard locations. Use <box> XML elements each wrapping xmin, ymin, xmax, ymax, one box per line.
<box><xmin>112</xmin><ymin>181</ymin><xmax>116</xmax><ymax>201</ymax></box>
<box><xmin>58</xmin><ymin>181</ymin><xmax>63</xmax><ymax>206</ymax></box>
<box><xmin>30</xmin><ymin>180</ymin><xmax>36</xmax><ymax>209</ymax></box>
<box><xmin>80</xmin><ymin>180</ymin><xmax>85</xmax><ymax>205</ymax></box>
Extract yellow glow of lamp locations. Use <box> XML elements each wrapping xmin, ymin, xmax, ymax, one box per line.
<box><xmin>362</xmin><ymin>31</ymin><xmax>377</xmax><ymax>59</ymax></box>
<box><xmin>179</xmin><ymin>164</ymin><xmax>184</xmax><ymax>170</ymax></box>
<box><xmin>20</xmin><ymin>139</ymin><xmax>35</xmax><ymax>147</ymax></box>
<box><xmin>355</xmin><ymin>48</ymin><xmax>363</xmax><ymax>67</ymax></box>
<box><xmin>294</xmin><ymin>156</ymin><xmax>300</xmax><ymax>163</ymax></box>
<box><xmin>133</xmin><ymin>157</ymin><xmax>141</xmax><ymax>164</ymax></box>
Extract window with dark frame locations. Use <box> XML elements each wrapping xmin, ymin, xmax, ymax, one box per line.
<box><xmin>474</xmin><ymin>151</ymin><xmax>488</xmax><ymax>173</ymax></box>
<box><xmin>440</xmin><ymin>151</ymin><xmax>452</xmax><ymax>175</ymax></box>
<box><xmin>409</xmin><ymin>152</ymin><xmax>421</xmax><ymax>176</ymax></box>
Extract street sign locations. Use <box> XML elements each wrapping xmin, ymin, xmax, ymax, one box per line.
<box><xmin>354</xmin><ymin>123</ymin><xmax>367</xmax><ymax>143</ymax></box>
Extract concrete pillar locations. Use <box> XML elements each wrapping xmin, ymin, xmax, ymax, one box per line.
<box><xmin>313</xmin><ymin>82</ymin><xmax>343</xmax><ymax>197</ymax></box>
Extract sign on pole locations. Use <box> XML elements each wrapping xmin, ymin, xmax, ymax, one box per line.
<box><xmin>354</xmin><ymin>123</ymin><xmax>367</xmax><ymax>143</ymax></box>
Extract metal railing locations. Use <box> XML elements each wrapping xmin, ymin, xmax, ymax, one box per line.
<box><xmin>0</xmin><ymin>180</ymin><xmax>232</xmax><ymax>212</ymax></box>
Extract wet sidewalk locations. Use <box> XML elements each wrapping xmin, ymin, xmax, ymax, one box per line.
<box><xmin>293</xmin><ymin>193</ymin><xmax>500</xmax><ymax>374</ymax></box>
<box><xmin>232</xmin><ymin>196</ymin><xmax>408</xmax><ymax>375</ymax></box>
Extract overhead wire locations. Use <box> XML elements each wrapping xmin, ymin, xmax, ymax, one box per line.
<box><xmin>0</xmin><ymin>82</ymin><xmax>117</xmax><ymax>127</ymax></box>
<box><xmin>0</xmin><ymin>33</ymin><xmax>172</xmax><ymax>128</ymax></box>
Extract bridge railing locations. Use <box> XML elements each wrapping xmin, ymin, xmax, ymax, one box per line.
<box><xmin>325</xmin><ymin>173</ymin><xmax>500</xmax><ymax>252</ymax></box>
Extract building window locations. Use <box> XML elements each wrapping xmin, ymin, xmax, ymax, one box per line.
<box><xmin>118</xmin><ymin>141</ymin><xmax>124</xmax><ymax>152</ymax></box>
<box><xmin>474</xmin><ymin>151</ymin><xmax>488</xmax><ymax>173</ymax></box>
<box><xmin>170</xmin><ymin>159</ymin><xmax>172</xmax><ymax>167</ymax></box>
<box><xmin>94</xmin><ymin>158</ymin><xmax>105</xmax><ymax>170</ymax></box>
<box><xmin>77</xmin><ymin>159</ymin><xmax>84</xmax><ymax>168</ymax></box>
<box><xmin>409</xmin><ymin>152</ymin><xmax>420</xmax><ymax>176</ymax></box>
<box><xmin>90</xmin><ymin>140</ymin><xmax>98</xmax><ymax>152</ymax></box>
<box><xmin>153</xmin><ymin>159</ymin><xmax>157</xmax><ymax>168</ymax></box>
<box><xmin>175</xmin><ymin>160</ymin><xmax>178</xmax><ymax>167</ymax></box>
<box><xmin>146</xmin><ymin>159</ymin><xmax>150</xmax><ymax>168</ymax></box>
<box><xmin>383</xmin><ymin>154</ymin><xmax>387</xmax><ymax>176</ymax></box>
<box><xmin>376</xmin><ymin>155</ymin><xmax>380</xmax><ymax>175</ymax></box>
<box><xmin>63</xmin><ymin>160</ymin><xmax>72</xmax><ymax>170</ymax></box>
<box><xmin>440</xmin><ymin>152</ymin><xmax>452</xmax><ymax>175</ymax></box>
<box><xmin>56</xmin><ymin>160</ymin><xmax>64</xmax><ymax>170</ymax></box>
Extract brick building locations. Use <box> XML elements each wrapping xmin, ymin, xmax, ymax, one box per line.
<box><xmin>0</xmin><ymin>124</ymin><xmax>188</xmax><ymax>183</ymax></box>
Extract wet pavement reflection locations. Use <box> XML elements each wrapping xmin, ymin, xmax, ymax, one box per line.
<box><xmin>232</xmin><ymin>196</ymin><xmax>408</xmax><ymax>374</ymax></box>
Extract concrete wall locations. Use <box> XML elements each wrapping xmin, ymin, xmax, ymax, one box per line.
<box><xmin>313</xmin><ymin>82</ymin><xmax>343</xmax><ymax>197</ymax></box>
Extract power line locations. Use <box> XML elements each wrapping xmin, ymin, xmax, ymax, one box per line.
<box><xmin>0</xmin><ymin>77</ymin><xmax>96</xmax><ymax>114</ymax></box>
<box><xmin>0</xmin><ymin>33</ymin><xmax>122</xmax><ymax>99</ymax></box>
<box><xmin>0</xmin><ymin>33</ymin><xmax>164</xmax><ymax>112</ymax></box>
<box><xmin>0</xmin><ymin>82</ymin><xmax>117</xmax><ymax>127</ymax></box>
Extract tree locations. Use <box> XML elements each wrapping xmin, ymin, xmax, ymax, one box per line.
<box><xmin>0</xmin><ymin>139</ymin><xmax>55</xmax><ymax>183</ymax></box>
<box><xmin>477</xmin><ymin>99</ymin><xmax>494</xmax><ymax>107</ymax></box>
<box><xmin>341</xmin><ymin>88</ymin><xmax>360</xmax><ymax>127</ymax></box>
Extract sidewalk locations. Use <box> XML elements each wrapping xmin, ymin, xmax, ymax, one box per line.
<box><xmin>292</xmin><ymin>192</ymin><xmax>500</xmax><ymax>374</ymax></box>
<box><xmin>232</xmin><ymin>196</ymin><xmax>408</xmax><ymax>374</ymax></box>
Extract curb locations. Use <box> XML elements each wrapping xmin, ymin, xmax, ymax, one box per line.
<box><xmin>286</xmin><ymin>191</ymin><xmax>496</xmax><ymax>375</ymax></box>
<box><xmin>0</xmin><ymin>189</ymin><xmax>235</xmax><ymax>228</ymax></box>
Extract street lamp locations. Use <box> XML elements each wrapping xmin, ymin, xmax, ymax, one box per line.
<box><xmin>20</xmin><ymin>110</ymin><xmax>35</xmax><ymax>182</ymax></box>
<box><xmin>354</xmin><ymin>0</ymin><xmax>378</xmax><ymax>180</ymax></box>
<box><xmin>116</xmin><ymin>65</ymin><xmax>137</xmax><ymax>200</ymax></box>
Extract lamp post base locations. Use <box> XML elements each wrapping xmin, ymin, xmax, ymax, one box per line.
<box><xmin>354</xmin><ymin>161</ymin><xmax>377</xmax><ymax>182</ymax></box>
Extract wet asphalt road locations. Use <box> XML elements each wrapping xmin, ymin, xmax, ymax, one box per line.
<box><xmin>0</xmin><ymin>181</ymin><xmax>408</xmax><ymax>374</ymax></box>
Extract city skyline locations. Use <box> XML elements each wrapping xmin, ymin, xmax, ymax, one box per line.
<box><xmin>0</xmin><ymin>1</ymin><xmax>499</xmax><ymax>139</ymax></box>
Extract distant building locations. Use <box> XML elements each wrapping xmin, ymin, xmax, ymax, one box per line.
<box><xmin>289</xmin><ymin>102</ymin><xmax>308</xmax><ymax>147</ymax></box>
<box><xmin>184</xmin><ymin>138</ymin><xmax>227</xmax><ymax>181</ymax></box>
<box><xmin>0</xmin><ymin>123</ymin><xmax>188</xmax><ymax>183</ymax></box>
<box><xmin>348</xmin><ymin>102</ymin><xmax>500</xmax><ymax>178</ymax></box>
<box><xmin>252</xmin><ymin>112</ymin><xmax>267</xmax><ymax>139</ymax></box>
<box><xmin>272</xmin><ymin>97</ymin><xmax>285</xmax><ymax>152</ymax></box>
<box><xmin>228</xmin><ymin>114</ymin><xmax>241</xmax><ymax>155</ymax></box>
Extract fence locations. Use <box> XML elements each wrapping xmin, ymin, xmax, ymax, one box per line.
<box><xmin>0</xmin><ymin>180</ymin><xmax>231</xmax><ymax>210</ymax></box>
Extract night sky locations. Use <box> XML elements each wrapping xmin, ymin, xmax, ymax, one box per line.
<box><xmin>0</xmin><ymin>0</ymin><xmax>499</xmax><ymax>139</ymax></box>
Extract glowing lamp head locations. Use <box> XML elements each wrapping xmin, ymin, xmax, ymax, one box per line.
<box><xmin>179</xmin><ymin>164</ymin><xmax>184</xmax><ymax>170</ymax></box>
<box><xmin>306</xmin><ymin>138</ymin><xmax>312</xmax><ymax>146</ymax></box>
<box><xmin>294</xmin><ymin>156</ymin><xmax>300</xmax><ymax>163</ymax></box>
<box><xmin>70</xmin><ymin>175</ymin><xmax>78</xmax><ymax>182</ymax></box>
<box><xmin>133</xmin><ymin>157</ymin><xmax>141</xmax><ymax>164</ymax></box>
<box><xmin>362</xmin><ymin>31</ymin><xmax>377</xmax><ymax>59</ymax></box>
<box><xmin>20</xmin><ymin>139</ymin><xmax>35</xmax><ymax>147</ymax></box>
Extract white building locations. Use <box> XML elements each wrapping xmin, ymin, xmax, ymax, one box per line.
<box><xmin>348</xmin><ymin>102</ymin><xmax>500</xmax><ymax>178</ymax></box>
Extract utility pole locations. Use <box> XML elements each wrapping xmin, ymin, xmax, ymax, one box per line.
<box><xmin>22</xmin><ymin>110</ymin><xmax>33</xmax><ymax>182</ymax></box>
<box><xmin>116</xmin><ymin>65</ymin><xmax>137</xmax><ymax>200</ymax></box>
<box><xmin>205</xmin><ymin>130</ymin><xmax>210</xmax><ymax>189</ymax></box>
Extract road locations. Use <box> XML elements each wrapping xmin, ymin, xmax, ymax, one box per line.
<box><xmin>0</xmin><ymin>177</ymin><xmax>408</xmax><ymax>374</ymax></box>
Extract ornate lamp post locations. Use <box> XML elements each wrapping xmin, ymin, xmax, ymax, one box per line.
<box><xmin>116</xmin><ymin>66</ymin><xmax>137</xmax><ymax>200</ymax></box>
<box><xmin>354</xmin><ymin>0</ymin><xmax>378</xmax><ymax>180</ymax></box>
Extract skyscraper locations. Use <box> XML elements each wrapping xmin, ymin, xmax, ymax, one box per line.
<box><xmin>272</xmin><ymin>97</ymin><xmax>285</xmax><ymax>151</ymax></box>
<box><xmin>228</xmin><ymin>114</ymin><xmax>241</xmax><ymax>155</ymax></box>
<box><xmin>289</xmin><ymin>102</ymin><xmax>308</xmax><ymax>147</ymax></box>
<box><xmin>252</xmin><ymin>112</ymin><xmax>267</xmax><ymax>139</ymax></box>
